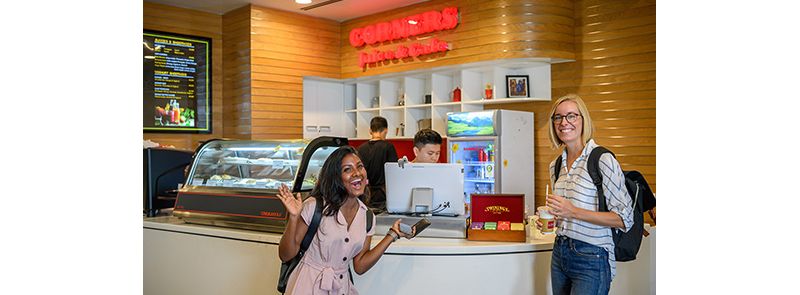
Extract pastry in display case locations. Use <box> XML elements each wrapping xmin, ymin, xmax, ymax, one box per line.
<box><xmin>173</xmin><ymin>136</ymin><xmax>348</xmax><ymax>232</ymax></box>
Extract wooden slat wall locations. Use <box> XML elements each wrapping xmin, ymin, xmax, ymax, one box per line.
<box><xmin>248</xmin><ymin>5</ymin><xmax>342</xmax><ymax>140</ymax></box>
<box><xmin>340</xmin><ymin>0</ymin><xmax>576</xmax><ymax>79</ymax></box>
<box><xmin>222</xmin><ymin>5</ymin><xmax>252</xmax><ymax>139</ymax></box>
<box><xmin>143</xmin><ymin>2</ymin><xmax>224</xmax><ymax>150</ymax></box>
<box><xmin>487</xmin><ymin>0</ymin><xmax>656</xmax><ymax>223</ymax></box>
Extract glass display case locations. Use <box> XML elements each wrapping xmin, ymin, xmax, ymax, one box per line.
<box><xmin>173</xmin><ymin>136</ymin><xmax>348</xmax><ymax>232</ymax></box>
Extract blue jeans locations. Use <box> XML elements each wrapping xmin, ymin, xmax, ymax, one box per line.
<box><xmin>551</xmin><ymin>235</ymin><xmax>611</xmax><ymax>295</ymax></box>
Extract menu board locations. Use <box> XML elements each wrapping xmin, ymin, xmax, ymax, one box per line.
<box><xmin>143</xmin><ymin>30</ymin><xmax>211</xmax><ymax>133</ymax></box>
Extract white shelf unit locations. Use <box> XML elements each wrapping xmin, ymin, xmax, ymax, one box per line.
<box><xmin>432</xmin><ymin>71</ymin><xmax>458</xmax><ymax>104</ymax></box>
<box><xmin>356</xmin><ymin>81</ymin><xmax>378</xmax><ymax>110</ymax></box>
<box><xmin>305</xmin><ymin>58</ymin><xmax>565</xmax><ymax>140</ymax></box>
<box><xmin>379</xmin><ymin>78</ymin><xmax>401</xmax><ymax>108</ymax></box>
<box><xmin>404</xmin><ymin>75</ymin><xmax>427</xmax><ymax>106</ymax></box>
<box><xmin>343</xmin><ymin>84</ymin><xmax>357</xmax><ymax>137</ymax></box>
<box><xmin>303</xmin><ymin>77</ymin><xmax>352</xmax><ymax>139</ymax></box>
<box><xmin>344</xmin><ymin>84</ymin><xmax>357</xmax><ymax>111</ymax></box>
<box><xmin>381</xmin><ymin>108</ymin><xmax>405</xmax><ymax>138</ymax></box>
<box><xmin>405</xmin><ymin>106</ymin><xmax>432</xmax><ymax>137</ymax></box>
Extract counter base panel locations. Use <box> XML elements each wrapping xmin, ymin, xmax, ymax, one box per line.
<box><xmin>144</xmin><ymin>227</ymin><xmax>282</xmax><ymax>295</ymax></box>
<box><xmin>144</xmin><ymin>218</ymin><xmax>655</xmax><ymax>295</ymax></box>
<box><xmin>355</xmin><ymin>250</ymin><xmax>553</xmax><ymax>294</ymax></box>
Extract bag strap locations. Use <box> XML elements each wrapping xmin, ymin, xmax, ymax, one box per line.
<box><xmin>365</xmin><ymin>208</ymin><xmax>374</xmax><ymax>233</ymax></box>
<box><xmin>349</xmin><ymin>208</ymin><xmax>375</xmax><ymax>285</ymax></box>
<box><xmin>587</xmin><ymin>146</ymin><xmax>614</xmax><ymax>213</ymax></box>
<box><xmin>553</xmin><ymin>154</ymin><xmax>563</xmax><ymax>182</ymax></box>
<box><xmin>299</xmin><ymin>197</ymin><xmax>324</xmax><ymax>255</ymax></box>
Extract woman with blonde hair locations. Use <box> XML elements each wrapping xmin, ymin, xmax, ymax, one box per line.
<box><xmin>542</xmin><ymin>94</ymin><xmax>634</xmax><ymax>295</ymax></box>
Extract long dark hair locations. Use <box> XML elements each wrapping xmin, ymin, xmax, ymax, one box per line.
<box><xmin>309</xmin><ymin>146</ymin><xmax>369</xmax><ymax>217</ymax></box>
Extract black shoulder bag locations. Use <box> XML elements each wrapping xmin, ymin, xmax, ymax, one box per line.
<box><xmin>277</xmin><ymin>198</ymin><xmax>323</xmax><ymax>293</ymax></box>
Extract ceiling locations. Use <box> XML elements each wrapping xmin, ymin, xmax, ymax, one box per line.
<box><xmin>145</xmin><ymin>0</ymin><xmax>430</xmax><ymax>22</ymax></box>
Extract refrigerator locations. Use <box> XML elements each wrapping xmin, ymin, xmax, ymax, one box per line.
<box><xmin>446</xmin><ymin>109</ymin><xmax>535</xmax><ymax>216</ymax></box>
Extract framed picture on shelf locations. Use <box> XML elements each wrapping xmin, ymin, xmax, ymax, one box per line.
<box><xmin>506</xmin><ymin>75</ymin><xmax>530</xmax><ymax>98</ymax></box>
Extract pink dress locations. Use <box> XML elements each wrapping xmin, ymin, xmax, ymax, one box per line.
<box><xmin>284</xmin><ymin>197</ymin><xmax>376</xmax><ymax>295</ymax></box>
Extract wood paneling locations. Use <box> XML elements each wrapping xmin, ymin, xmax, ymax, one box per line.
<box><xmin>340</xmin><ymin>0</ymin><xmax>576</xmax><ymax>79</ymax></box>
<box><xmin>143</xmin><ymin>2</ymin><xmax>224</xmax><ymax>150</ymax></box>
<box><xmin>487</xmin><ymin>0</ymin><xmax>656</xmax><ymax>224</ymax></box>
<box><xmin>223</xmin><ymin>5</ymin><xmax>251</xmax><ymax>140</ymax></box>
<box><xmin>249</xmin><ymin>5</ymin><xmax>341</xmax><ymax>140</ymax></box>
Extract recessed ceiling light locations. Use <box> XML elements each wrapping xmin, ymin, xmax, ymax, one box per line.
<box><xmin>296</xmin><ymin>0</ymin><xmax>312</xmax><ymax>4</ymax></box>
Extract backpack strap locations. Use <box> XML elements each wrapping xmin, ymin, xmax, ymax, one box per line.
<box><xmin>299</xmin><ymin>197</ymin><xmax>324</xmax><ymax>255</ymax></box>
<box><xmin>553</xmin><ymin>154</ymin><xmax>563</xmax><ymax>183</ymax></box>
<box><xmin>587</xmin><ymin>146</ymin><xmax>614</xmax><ymax>213</ymax></box>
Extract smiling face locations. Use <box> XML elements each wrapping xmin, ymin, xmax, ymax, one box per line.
<box><xmin>413</xmin><ymin>143</ymin><xmax>441</xmax><ymax>163</ymax></box>
<box><xmin>339</xmin><ymin>153</ymin><xmax>367</xmax><ymax>198</ymax></box>
<box><xmin>553</xmin><ymin>101</ymin><xmax>583</xmax><ymax>147</ymax></box>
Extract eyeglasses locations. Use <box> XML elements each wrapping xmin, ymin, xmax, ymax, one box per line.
<box><xmin>551</xmin><ymin>113</ymin><xmax>581</xmax><ymax>124</ymax></box>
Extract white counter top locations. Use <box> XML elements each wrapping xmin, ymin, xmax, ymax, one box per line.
<box><xmin>144</xmin><ymin>216</ymin><xmax>555</xmax><ymax>255</ymax></box>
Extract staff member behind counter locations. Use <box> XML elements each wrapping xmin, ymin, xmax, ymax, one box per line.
<box><xmin>357</xmin><ymin>116</ymin><xmax>398</xmax><ymax>212</ymax></box>
<box><xmin>360</xmin><ymin>127</ymin><xmax>442</xmax><ymax>212</ymax></box>
<box><xmin>410</xmin><ymin>129</ymin><xmax>442</xmax><ymax>163</ymax></box>
<box><xmin>397</xmin><ymin>128</ymin><xmax>443</xmax><ymax>165</ymax></box>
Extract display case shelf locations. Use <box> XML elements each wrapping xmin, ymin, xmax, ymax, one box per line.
<box><xmin>218</xmin><ymin>157</ymin><xmax>301</xmax><ymax>167</ymax></box>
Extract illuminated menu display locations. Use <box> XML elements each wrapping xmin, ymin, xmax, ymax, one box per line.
<box><xmin>143</xmin><ymin>30</ymin><xmax>211</xmax><ymax>133</ymax></box>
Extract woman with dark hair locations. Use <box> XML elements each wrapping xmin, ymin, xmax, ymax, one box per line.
<box><xmin>277</xmin><ymin>146</ymin><xmax>412</xmax><ymax>295</ymax></box>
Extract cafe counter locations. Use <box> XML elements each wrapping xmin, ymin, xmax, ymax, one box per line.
<box><xmin>144</xmin><ymin>216</ymin><xmax>654</xmax><ymax>294</ymax></box>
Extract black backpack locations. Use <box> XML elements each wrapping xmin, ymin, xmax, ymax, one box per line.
<box><xmin>277</xmin><ymin>198</ymin><xmax>374</xmax><ymax>293</ymax></box>
<box><xmin>553</xmin><ymin>146</ymin><xmax>655</xmax><ymax>262</ymax></box>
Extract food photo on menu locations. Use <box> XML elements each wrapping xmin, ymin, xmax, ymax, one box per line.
<box><xmin>154</xmin><ymin>102</ymin><xmax>196</xmax><ymax>127</ymax></box>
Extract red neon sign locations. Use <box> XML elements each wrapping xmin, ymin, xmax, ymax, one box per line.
<box><xmin>349</xmin><ymin>7</ymin><xmax>459</xmax><ymax>47</ymax></box>
<box><xmin>359</xmin><ymin>38</ymin><xmax>449</xmax><ymax>68</ymax></box>
<box><xmin>350</xmin><ymin>7</ymin><xmax>460</xmax><ymax>68</ymax></box>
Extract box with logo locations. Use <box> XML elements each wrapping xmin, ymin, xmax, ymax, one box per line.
<box><xmin>467</xmin><ymin>193</ymin><xmax>526</xmax><ymax>242</ymax></box>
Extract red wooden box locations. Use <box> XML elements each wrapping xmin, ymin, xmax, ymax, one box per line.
<box><xmin>467</xmin><ymin>193</ymin><xmax>526</xmax><ymax>242</ymax></box>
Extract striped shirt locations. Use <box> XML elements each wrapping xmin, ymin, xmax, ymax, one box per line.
<box><xmin>548</xmin><ymin>139</ymin><xmax>634</xmax><ymax>278</ymax></box>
